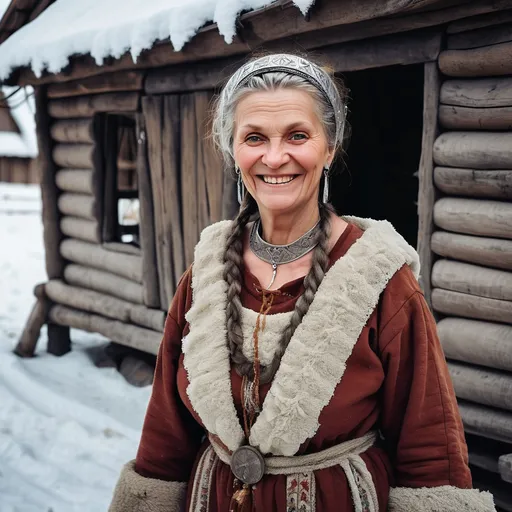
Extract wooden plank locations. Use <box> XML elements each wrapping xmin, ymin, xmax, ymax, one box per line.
<box><xmin>432</xmin><ymin>259</ymin><xmax>512</xmax><ymax>301</ymax></box>
<box><xmin>441</xmin><ymin>78</ymin><xmax>512</xmax><ymax>108</ymax></box>
<box><xmin>432</xmin><ymin>288</ymin><xmax>512</xmax><ymax>324</ymax></box>
<box><xmin>449</xmin><ymin>361</ymin><xmax>512</xmax><ymax>412</ymax></box>
<box><xmin>60</xmin><ymin>216</ymin><xmax>100</xmax><ymax>243</ymax></box>
<box><xmin>60</xmin><ymin>238</ymin><xmax>142</xmax><ymax>282</ymax></box>
<box><xmin>55</xmin><ymin>169</ymin><xmax>94</xmax><ymax>194</ymax></box>
<box><xmin>438</xmin><ymin>317</ymin><xmax>512</xmax><ymax>373</ymax></box>
<box><xmin>459</xmin><ymin>400</ymin><xmax>512</xmax><ymax>444</ymax></box>
<box><xmin>447</xmin><ymin>9</ymin><xmax>512</xmax><ymax>34</ymax></box>
<box><xmin>102</xmin><ymin>242</ymin><xmax>141</xmax><ymax>256</ymax></box>
<box><xmin>434</xmin><ymin>167</ymin><xmax>512</xmax><ymax>200</ymax></box>
<box><xmin>35</xmin><ymin>86</ymin><xmax>64</xmax><ymax>279</ymax></box>
<box><xmin>136</xmin><ymin>113</ymin><xmax>160</xmax><ymax>309</ymax></box>
<box><xmin>47</xmin><ymin>70</ymin><xmax>145</xmax><ymax>98</ymax></box>
<box><xmin>433</xmin><ymin>198</ymin><xmax>512</xmax><ymax>240</ymax></box>
<box><xmin>416</xmin><ymin>62</ymin><xmax>440</xmax><ymax>309</ymax></box>
<box><xmin>52</xmin><ymin>143</ymin><xmax>95</xmax><ymax>169</ymax></box>
<box><xmin>57</xmin><ymin>193</ymin><xmax>97</xmax><ymax>220</ymax></box>
<box><xmin>439</xmin><ymin>41</ymin><xmax>512</xmax><ymax>77</ymax></box>
<box><xmin>48</xmin><ymin>92</ymin><xmax>139</xmax><ymax>118</ymax></box>
<box><xmin>45</xmin><ymin>279</ymin><xmax>165</xmax><ymax>332</ymax></box>
<box><xmin>50</xmin><ymin>118</ymin><xmax>94</xmax><ymax>143</ymax></box>
<box><xmin>433</xmin><ymin>132</ymin><xmax>512</xmax><ymax>169</ymax></box>
<box><xmin>500</xmin><ymin>454</ymin><xmax>512</xmax><ymax>484</ymax></box>
<box><xmin>439</xmin><ymin>104</ymin><xmax>512</xmax><ymax>130</ymax></box>
<box><xmin>101</xmin><ymin>114</ymin><xmax>118</xmax><ymax>243</ymax></box>
<box><xmin>49</xmin><ymin>304</ymin><xmax>161</xmax><ymax>355</ymax></box>
<box><xmin>431</xmin><ymin>231</ymin><xmax>512</xmax><ymax>271</ymax></box>
<box><xmin>64</xmin><ymin>263</ymin><xmax>143</xmax><ymax>305</ymax></box>
<box><xmin>447</xmin><ymin>21</ymin><xmax>512</xmax><ymax>50</ymax></box>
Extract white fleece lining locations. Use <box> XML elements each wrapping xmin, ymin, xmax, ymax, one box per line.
<box><xmin>388</xmin><ymin>485</ymin><xmax>496</xmax><ymax>511</ymax></box>
<box><xmin>184</xmin><ymin>217</ymin><xmax>420</xmax><ymax>455</ymax></box>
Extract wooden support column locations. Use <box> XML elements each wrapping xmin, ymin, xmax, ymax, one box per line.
<box><xmin>417</xmin><ymin>62</ymin><xmax>440</xmax><ymax>309</ymax></box>
<box><xmin>35</xmin><ymin>86</ymin><xmax>64</xmax><ymax>279</ymax></box>
<box><xmin>47</xmin><ymin>324</ymin><xmax>71</xmax><ymax>356</ymax></box>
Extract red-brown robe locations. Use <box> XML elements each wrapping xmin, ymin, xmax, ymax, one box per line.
<box><xmin>109</xmin><ymin>219</ymin><xmax>495</xmax><ymax>512</ymax></box>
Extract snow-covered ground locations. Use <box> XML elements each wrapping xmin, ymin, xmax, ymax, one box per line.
<box><xmin>0</xmin><ymin>183</ymin><xmax>152</xmax><ymax>512</ymax></box>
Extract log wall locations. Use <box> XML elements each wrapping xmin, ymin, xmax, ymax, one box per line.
<box><xmin>435</xmin><ymin>16</ymin><xmax>512</xmax><ymax>496</ymax></box>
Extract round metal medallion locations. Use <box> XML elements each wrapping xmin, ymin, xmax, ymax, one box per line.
<box><xmin>231</xmin><ymin>446</ymin><xmax>265</xmax><ymax>485</ymax></box>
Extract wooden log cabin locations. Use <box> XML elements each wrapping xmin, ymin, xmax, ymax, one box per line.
<box><xmin>0</xmin><ymin>0</ymin><xmax>511</xmax><ymax>506</ymax></box>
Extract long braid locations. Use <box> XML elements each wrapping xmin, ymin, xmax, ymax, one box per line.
<box><xmin>224</xmin><ymin>195</ymin><xmax>257</xmax><ymax>377</ymax></box>
<box><xmin>259</xmin><ymin>204</ymin><xmax>332</xmax><ymax>384</ymax></box>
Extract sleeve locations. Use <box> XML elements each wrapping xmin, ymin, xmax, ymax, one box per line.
<box><xmin>377</xmin><ymin>271</ymin><xmax>495</xmax><ymax>512</ymax></box>
<box><xmin>109</xmin><ymin>269</ymin><xmax>204</xmax><ymax>512</ymax></box>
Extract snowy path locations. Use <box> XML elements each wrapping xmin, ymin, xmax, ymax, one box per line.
<box><xmin>0</xmin><ymin>183</ymin><xmax>152</xmax><ymax>512</ymax></box>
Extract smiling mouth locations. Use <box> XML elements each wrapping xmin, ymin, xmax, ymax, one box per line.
<box><xmin>259</xmin><ymin>175</ymin><xmax>298</xmax><ymax>185</ymax></box>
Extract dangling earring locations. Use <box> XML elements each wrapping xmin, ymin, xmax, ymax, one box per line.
<box><xmin>323</xmin><ymin>167</ymin><xmax>330</xmax><ymax>204</ymax></box>
<box><xmin>236</xmin><ymin>167</ymin><xmax>244</xmax><ymax>205</ymax></box>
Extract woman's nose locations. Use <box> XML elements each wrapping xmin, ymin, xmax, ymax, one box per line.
<box><xmin>261</xmin><ymin>140</ymin><xmax>289</xmax><ymax>169</ymax></box>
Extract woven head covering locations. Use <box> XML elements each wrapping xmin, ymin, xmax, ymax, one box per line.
<box><xmin>220</xmin><ymin>53</ymin><xmax>347</xmax><ymax>148</ymax></box>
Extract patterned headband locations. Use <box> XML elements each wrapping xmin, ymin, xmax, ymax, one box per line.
<box><xmin>221</xmin><ymin>54</ymin><xmax>347</xmax><ymax>147</ymax></box>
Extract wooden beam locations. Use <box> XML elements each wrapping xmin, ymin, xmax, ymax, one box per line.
<box><xmin>50</xmin><ymin>118</ymin><xmax>95</xmax><ymax>143</ymax></box>
<box><xmin>416</xmin><ymin>62</ymin><xmax>440</xmax><ymax>310</ymax></box>
<box><xmin>447</xmin><ymin>21</ymin><xmax>512</xmax><ymax>50</ymax></box>
<box><xmin>432</xmin><ymin>288</ymin><xmax>512</xmax><ymax>325</ymax></box>
<box><xmin>53</xmin><ymin>143</ymin><xmax>95</xmax><ymax>168</ymax></box>
<box><xmin>102</xmin><ymin>242</ymin><xmax>141</xmax><ymax>256</ymax></box>
<box><xmin>500</xmin><ymin>454</ymin><xmax>512</xmax><ymax>484</ymax></box>
<box><xmin>431</xmin><ymin>231</ymin><xmax>512</xmax><ymax>271</ymax></box>
<box><xmin>60</xmin><ymin>216</ymin><xmax>100</xmax><ymax>243</ymax></box>
<box><xmin>432</xmin><ymin>259</ymin><xmax>512</xmax><ymax>301</ymax></box>
<box><xmin>433</xmin><ymin>198</ymin><xmax>512</xmax><ymax>240</ymax></box>
<box><xmin>49</xmin><ymin>304</ymin><xmax>161</xmax><ymax>355</ymax></box>
<box><xmin>439</xmin><ymin>104</ymin><xmax>512</xmax><ymax>130</ymax></box>
<box><xmin>48</xmin><ymin>92</ymin><xmax>139</xmax><ymax>118</ymax></box>
<box><xmin>64</xmin><ymin>263</ymin><xmax>143</xmax><ymax>305</ymax></box>
<box><xmin>47</xmin><ymin>323</ymin><xmax>71</xmax><ymax>356</ymax></box>
<box><xmin>28</xmin><ymin>0</ymin><xmax>53</xmax><ymax>22</ymax></box>
<box><xmin>438</xmin><ymin>317</ymin><xmax>512</xmax><ymax>373</ymax></box>
<box><xmin>441</xmin><ymin>78</ymin><xmax>512</xmax><ymax>108</ymax></box>
<box><xmin>57</xmin><ymin>193</ymin><xmax>98</xmax><ymax>221</ymax></box>
<box><xmin>60</xmin><ymin>238</ymin><xmax>142</xmax><ymax>282</ymax></box>
<box><xmin>35</xmin><ymin>86</ymin><xmax>64</xmax><ymax>279</ymax></box>
<box><xmin>434</xmin><ymin>167</ymin><xmax>512</xmax><ymax>200</ymax></box>
<box><xmin>55</xmin><ymin>169</ymin><xmax>94</xmax><ymax>194</ymax></box>
<box><xmin>447</xmin><ymin>8</ymin><xmax>512</xmax><ymax>34</ymax></box>
<box><xmin>47</xmin><ymin>70</ymin><xmax>145</xmax><ymax>98</ymax></box>
<box><xmin>433</xmin><ymin>132</ymin><xmax>512</xmax><ymax>169</ymax></box>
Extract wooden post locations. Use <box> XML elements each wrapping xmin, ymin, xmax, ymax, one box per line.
<box><xmin>47</xmin><ymin>323</ymin><xmax>71</xmax><ymax>356</ymax></box>
<box><xmin>35</xmin><ymin>86</ymin><xmax>64</xmax><ymax>279</ymax></box>
<box><xmin>416</xmin><ymin>62</ymin><xmax>440</xmax><ymax>310</ymax></box>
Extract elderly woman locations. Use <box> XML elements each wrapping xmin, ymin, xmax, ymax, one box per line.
<box><xmin>109</xmin><ymin>54</ymin><xmax>495</xmax><ymax>512</ymax></box>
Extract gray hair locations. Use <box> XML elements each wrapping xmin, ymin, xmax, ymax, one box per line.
<box><xmin>212</xmin><ymin>70</ymin><xmax>348</xmax><ymax>174</ymax></box>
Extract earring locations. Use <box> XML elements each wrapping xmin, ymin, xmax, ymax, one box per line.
<box><xmin>323</xmin><ymin>167</ymin><xmax>330</xmax><ymax>204</ymax></box>
<box><xmin>236</xmin><ymin>167</ymin><xmax>244</xmax><ymax>204</ymax></box>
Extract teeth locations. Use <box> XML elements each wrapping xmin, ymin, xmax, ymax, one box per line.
<box><xmin>263</xmin><ymin>175</ymin><xmax>295</xmax><ymax>184</ymax></box>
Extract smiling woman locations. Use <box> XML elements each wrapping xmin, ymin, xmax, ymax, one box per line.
<box><xmin>109</xmin><ymin>54</ymin><xmax>495</xmax><ymax>512</ymax></box>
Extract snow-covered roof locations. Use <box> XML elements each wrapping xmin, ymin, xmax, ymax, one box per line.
<box><xmin>0</xmin><ymin>0</ymin><xmax>313</xmax><ymax>80</ymax></box>
<box><xmin>0</xmin><ymin>86</ymin><xmax>38</xmax><ymax>158</ymax></box>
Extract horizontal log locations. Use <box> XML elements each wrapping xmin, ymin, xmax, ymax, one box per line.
<box><xmin>441</xmin><ymin>78</ymin><xmax>512</xmax><ymax>108</ymax></box>
<box><xmin>60</xmin><ymin>238</ymin><xmax>142</xmax><ymax>282</ymax></box>
<box><xmin>448</xmin><ymin>361</ymin><xmax>512</xmax><ymax>412</ymax></box>
<box><xmin>432</xmin><ymin>259</ymin><xmax>512</xmax><ymax>301</ymax></box>
<box><xmin>500</xmin><ymin>454</ymin><xmax>512</xmax><ymax>484</ymax></box>
<box><xmin>48</xmin><ymin>92</ymin><xmax>139</xmax><ymax>119</ymax></box>
<box><xmin>64</xmin><ymin>264</ymin><xmax>143</xmax><ymax>305</ymax></box>
<box><xmin>55</xmin><ymin>169</ymin><xmax>94</xmax><ymax>194</ymax></box>
<box><xmin>102</xmin><ymin>241</ymin><xmax>141</xmax><ymax>256</ymax></box>
<box><xmin>433</xmin><ymin>132</ymin><xmax>512</xmax><ymax>169</ymax></box>
<box><xmin>438</xmin><ymin>318</ymin><xmax>512</xmax><ymax>372</ymax></box>
<box><xmin>447</xmin><ymin>21</ymin><xmax>512</xmax><ymax>50</ymax></box>
<box><xmin>45</xmin><ymin>279</ymin><xmax>164</xmax><ymax>332</ymax></box>
<box><xmin>57</xmin><ymin>193</ymin><xmax>97</xmax><ymax>220</ymax></box>
<box><xmin>52</xmin><ymin>143</ymin><xmax>95</xmax><ymax>169</ymax></box>
<box><xmin>50</xmin><ymin>119</ymin><xmax>94</xmax><ymax>143</ymax></box>
<box><xmin>431</xmin><ymin>231</ymin><xmax>512</xmax><ymax>271</ymax></box>
<box><xmin>433</xmin><ymin>198</ymin><xmax>512</xmax><ymax>240</ymax></box>
<box><xmin>47</xmin><ymin>71</ymin><xmax>145</xmax><ymax>99</ymax></box>
<box><xmin>432</xmin><ymin>288</ymin><xmax>512</xmax><ymax>324</ymax></box>
<box><xmin>434</xmin><ymin>167</ymin><xmax>512</xmax><ymax>200</ymax></box>
<box><xmin>49</xmin><ymin>304</ymin><xmax>161</xmax><ymax>355</ymax></box>
<box><xmin>447</xmin><ymin>9</ymin><xmax>512</xmax><ymax>34</ymax></box>
<box><xmin>439</xmin><ymin>104</ymin><xmax>512</xmax><ymax>130</ymax></box>
<box><xmin>439</xmin><ymin>40</ymin><xmax>512</xmax><ymax>77</ymax></box>
<box><xmin>60</xmin><ymin>216</ymin><xmax>100</xmax><ymax>243</ymax></box>
<box><xmin>458</xmin><ymin>399</ymin><xmax>512</xmax><ymax>444</ymax></box>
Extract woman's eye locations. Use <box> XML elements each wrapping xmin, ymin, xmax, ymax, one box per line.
<box><xmin>246</xmin><ymin>135</ymin><xmax>262</xmax><ymax>144</ymax></box>
<box><xmin>290</xmin><ymin>133</ymin><xmax>307</xmax><ymax>141</ymax></box>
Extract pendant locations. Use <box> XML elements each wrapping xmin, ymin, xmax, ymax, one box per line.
<box><xmin>231</xmin><ymin>445</ymin><xmax>265</xmax><ymax>485</ymax></box>
<box><xmin>266</xmin><ymin>262</ymin><xmax>277</xmax><ymax>289</ymax></box>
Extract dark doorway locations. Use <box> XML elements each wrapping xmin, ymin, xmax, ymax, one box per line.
<box><xmin>330</xmin><ymin>64</ymin><xmax>424</xmax><ymax>247</ymax></box>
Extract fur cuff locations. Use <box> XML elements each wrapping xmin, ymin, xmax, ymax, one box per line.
<box><xmin>388</xmin><ymin>485</ymin><xmax>495</xmax><ymax>512</ymax></box>
<box><xmin>108</xmin><ymin>460</ymin><xmax>187</xmax><ymax>512</ymax></box>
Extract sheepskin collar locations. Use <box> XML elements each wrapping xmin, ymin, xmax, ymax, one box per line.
<box><xmin>183</xmin><ymin>217</ymin><xmax>419</xmax><ymax>456</ymax></box>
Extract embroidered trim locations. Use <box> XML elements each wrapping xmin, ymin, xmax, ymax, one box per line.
<box><xmin>190</xmin><ymin>446</ymin><xmax>218</xmax><ymax>512</ymax></box>
<box><xmin>184</xmin><ymin>218</ymin><xmax>420</xmax><ymax>456</ymax></box>
<box><xmin>286</xmin><ymin>472</ymin><xmax>316</xmax><ymax>512</ymax></box>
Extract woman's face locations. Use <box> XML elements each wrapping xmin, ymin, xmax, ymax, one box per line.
<box><xmin>233</xmin><ymin>88</ymin><xmax>333</xmax><ymax>216</ymax></box>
